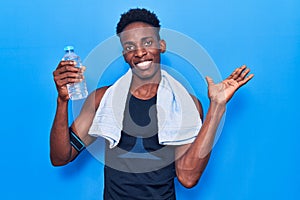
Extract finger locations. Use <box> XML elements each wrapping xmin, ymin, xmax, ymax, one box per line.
<box><xmin>58</xmin><ymin>60</ymin><xmax>77</xmax><ymax>68</ymax></box>
<box><xmin>226</xmin><ymin>69</ymin><xmax>236</xmax><ymax>79</ymax></box>
<box><xmin>226</xmin><ymin>66</ymin><xmax>243</xmax><ymax>80</ymax></box>
<box><xmin>205</xmin><ymin>76</ymin><xmax>215</xmax><ymax>86</ymax></box>
<box><xmin>53</xmin><ymin>64</ymin><xmax>81</xmax><ymax>76</ymax></box>
<box><xmin>56</xmin><ymin>71</ymin><xmax>83</xmax><ymax>80</ymax></box>
<box><xmin>56</xmin><ymin>77</ymin><xmax>83</xmax><ymax>87</ymax></box>
<box><xmin>236</xmin><ymin>68</ymin><xmax>251</xmax><ymax>82</ymax></box>
<box><xmin>238</xmin><ymin>73</ymin><xmax>254</xmax><ymax>87</ymax></box>
<box><xmin>81</xmin><ymin>66</ymin><xmax>86</xmax><ymax>72</ymax></box>
<box><xmin>231</xmin><ymin>65</ymin><xmax>247</xmax><ymax>80</ymax></box>
<box><xmin>54</xmin><ymin>72</ymin><xmax>84</xmax><ymax>88</ymax></box>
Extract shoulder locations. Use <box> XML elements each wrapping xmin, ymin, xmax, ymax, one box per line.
<box><xmin>91</xmin><ymin>86</ymin><xmax>110</xmax><ymax>110</ymax></box>
<box><xmin>81</xmin><ymin>86</ymin><xmax>110</xmax><ymax>113</ymax></box>
<box><xmin>94</xmin><ymin>86</ymin><xmax>110</xmax><ymax>99</ymax></box>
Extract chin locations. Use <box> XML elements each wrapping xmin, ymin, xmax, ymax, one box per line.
<box><xmin>132</xmin><ymin>68</ymin><xmax>160</xmax><ymax>81</ymax></box>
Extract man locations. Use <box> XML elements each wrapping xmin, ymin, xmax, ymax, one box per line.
<box><xmin>51</xmin><ymin>8</ymin><xmax>253</xmax><ymax>200</ymax></box>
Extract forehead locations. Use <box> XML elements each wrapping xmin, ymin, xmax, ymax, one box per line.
<box><xmin>119</xmin><ymin>22</ymin><xmax>159</xmax><ymax>43</ymax></box>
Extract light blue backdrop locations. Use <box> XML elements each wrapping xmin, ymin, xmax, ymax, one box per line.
<box><xmin>1</xmin><ymin>0</ymin><xmax>299</xmax><ymax>199</ymax></box>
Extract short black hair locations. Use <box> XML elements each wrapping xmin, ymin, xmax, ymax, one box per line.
<box><xmin>116</xmin><ymin>8</ymin><xmax>161</xmax><ymax>35</ymax></box>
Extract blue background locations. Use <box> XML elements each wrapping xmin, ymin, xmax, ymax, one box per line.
<box><xmin>1</xmin><ymin>0</ymin><xmax>299</xmax><ymax>199</ymax></box>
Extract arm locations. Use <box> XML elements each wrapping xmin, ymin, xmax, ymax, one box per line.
<box><xmin>50</xmin><ymin>60</ymin><xmax>107</xmax><ymax>166</ymax></box>
<box><xmin>175</xmin><ymin>65</ymin><xmax>254</xmax><ymax>188</ymax></box>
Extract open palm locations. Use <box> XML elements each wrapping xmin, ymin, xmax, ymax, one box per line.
<box><xmin>206</xmin><ymin>65</ymin><xmax>254</xmax><ymax>104</ymax></box>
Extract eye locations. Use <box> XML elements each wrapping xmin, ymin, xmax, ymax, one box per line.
<box><xmin>144</xmin><ymin>40</ymin><xmax>152</xmax><ymax>47</ymax></box>
<box><xmin>124</xmin><ymin>45</ymin><xmax>135</xmax><ymax>52</ymax></box>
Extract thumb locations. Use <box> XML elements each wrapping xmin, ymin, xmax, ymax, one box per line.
<box><xmin>205</xmin><ymin>76</ymin><xmax>214</xmax><ymax>86</ymax></box>
<box><xmin>81</xmin><ymin>66</ymin><xmax>86</xmax><ymax>72</ymax></box>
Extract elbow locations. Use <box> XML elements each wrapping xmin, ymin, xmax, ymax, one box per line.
<box><xmin>50</xmin><ymin>144</ymin><xmax>74</xmax><ymax>166</ymax></box>
<box><xmin>50</xmin><ymin>158</ymin><xmax>69</xmax><ymax>167</ymax></box>
<box><xmin>51</xmin><ymin>161</ymin><xmax>63</xmax><ymax>167</ymax></box>
<box><xmin>176</xmin><ymin>160</ymin><xmax>207</xmax><ymax>189</ymax></box>
<box><xmin>50</xmin><ymin>159</ymin><xmax>67</xmax><ymax>167</ymax></box>
<box><xmin>50</xmin><ymin>153</ymin><xmax>70</xmax><ymax>167</ymax></box>
<box><xmin>177</xmin><ymin>172</ymin><xmax>201</xmax><ymax>189</ymax></box>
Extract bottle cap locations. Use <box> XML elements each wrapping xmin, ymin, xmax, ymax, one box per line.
<box><xmin>64</xmin><ymin>45</ymin><xmax>74</xmax><ymax>51</ymax></box>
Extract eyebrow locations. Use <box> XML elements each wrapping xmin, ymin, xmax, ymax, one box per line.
<box><xmin>122</xmin><ymin>36</ymin><xmax>154</xmax><ymax>46</ymax></box>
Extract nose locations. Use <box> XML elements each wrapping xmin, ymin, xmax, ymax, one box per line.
<box><xmin>135</xmin><ymin>47</ymin><xmax>147</xmax><ymax>57</ymax></box>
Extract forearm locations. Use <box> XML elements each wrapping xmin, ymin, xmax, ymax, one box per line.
<box><xmin>193</xmin><ymin>101</ymin><xmax>225</xmax><ymax>158</ymax></box>
<box><xmin>176</xmin><ymin>101</ymin><xmax>226</xmax><ymax>187</ymax></box>
<box><xmin>50</xmin><ymin>97</ymin><xmax>73</xmax><ymax>166</ymax></box>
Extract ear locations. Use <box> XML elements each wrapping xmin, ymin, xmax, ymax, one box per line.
<box><xmin>159</xmin><ymin>40</ymin><xmax>166</xmax><ymax>53</ymax></box>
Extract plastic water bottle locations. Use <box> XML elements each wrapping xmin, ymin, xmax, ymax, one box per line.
<box><xmin>62</xmin><ymin>46</ymin><xmax>88</xmax><ymax>100</ymax></box>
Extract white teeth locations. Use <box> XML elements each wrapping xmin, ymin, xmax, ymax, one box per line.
<box><xmin>136</xmin><ymin>61</ymin><xmax>152</xmax><ymax>68</ymax></box>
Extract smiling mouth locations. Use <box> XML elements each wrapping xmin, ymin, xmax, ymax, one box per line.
<box><xmin>135</xmin><ymin>60</ymin><xmax>152</xmax><ymax>69</ymax></box>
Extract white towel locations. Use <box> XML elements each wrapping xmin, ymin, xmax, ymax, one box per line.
<box><xmin>88</xmin><ymin>69</ymin><xmax>202</xmax><ymax>148</ymax></box>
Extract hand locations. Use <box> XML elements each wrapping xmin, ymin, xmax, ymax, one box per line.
<box><xmin>53</xmin><ymin>61</ymin><xmax>86</xmax><ymax>101</ymax></box>
<box><xmin>206</xmin><ymin>65</ymin><xmax>254</xmax><ymax>104</ymax></box>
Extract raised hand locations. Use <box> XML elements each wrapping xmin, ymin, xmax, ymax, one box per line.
<box><xmin>52</xmin><ymin>61</ymin><xmax>85</xmax><ymax>101</ymax></box>
<box><xmin>205</xmin><ymin>65</ymin><xmax>254</xmax><ymax>104</ymax></box>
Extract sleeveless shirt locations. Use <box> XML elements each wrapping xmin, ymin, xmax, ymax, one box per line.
<box><xmin>104</xmin><ymin>93</ymin><xmax>176</xmax><ymax>200</ymax></box>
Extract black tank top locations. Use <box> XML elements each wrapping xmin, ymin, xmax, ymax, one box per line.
<box><xmin>104</xmin><ymin>94</ymin><xmax>176</xmax><ymax>200</ymax></box>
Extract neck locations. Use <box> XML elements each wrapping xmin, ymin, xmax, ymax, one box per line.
<box><xmin>130</xmin><ymin>73</ymin><xmax>161</xmax><ymax>100</ymax></box>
